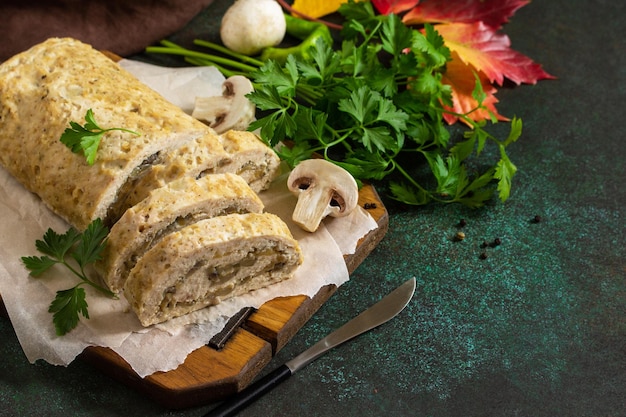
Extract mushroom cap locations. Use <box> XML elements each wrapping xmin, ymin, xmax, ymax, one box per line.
<box><xmin>287</xmin><ymin>159</ymin><xmax>359</xmax><ymax>232</ymax></box>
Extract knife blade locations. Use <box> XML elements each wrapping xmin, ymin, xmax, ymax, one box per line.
<box><xmin>203</xmin><ymin>277</ymin><xmax>416</xmax><ymax>417</ymax></box>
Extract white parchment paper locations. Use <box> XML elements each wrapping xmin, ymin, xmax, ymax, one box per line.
<box><xmin>0</xmin><ymin>61</ymin><xmax>378</xmax><ymax>378</ymax></box>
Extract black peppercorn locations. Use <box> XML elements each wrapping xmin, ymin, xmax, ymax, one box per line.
<box><xmin>458</xmin><ymin>219</ymin><xmax>467</xmax><ymax>227</ymax></box>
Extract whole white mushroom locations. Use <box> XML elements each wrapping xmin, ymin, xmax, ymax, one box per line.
<box><xmin>220</xmin><ymin>0</ymin><xmax>287</xmax><ymax>56</ymax></box>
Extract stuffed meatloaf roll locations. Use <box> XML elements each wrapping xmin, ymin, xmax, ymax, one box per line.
<box><xmin>1</xmin><ymin>37</ymin><xmax>301</xmax><ymax>326</ymax></box>
<box><xmin>0</xmin><ymin>37</ymin><xmax>280</xmax><ymax>230</ymax></box>
<box><xmin>125</xmin><ymin>212</ymin><xmax>303</xmax><ymax>327</ymax></box>
<box><xmin>98</xmin><ymin>173</ymin><xmax>265</xmax><ymax>294</ymax></box>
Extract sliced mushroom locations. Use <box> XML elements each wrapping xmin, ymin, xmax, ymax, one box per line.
<box><xmin>287</xmin><ymin>159</ymin><xmax>359</xmax><ymax>232</ymax></box>
<box><xmin>192</xmin><ymin>75</ymin><xmax>256</xmax><ymax>134</ymax></box>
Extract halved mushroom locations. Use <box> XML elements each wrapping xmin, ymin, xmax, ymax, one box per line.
<box><xmin>287</xmin><ymin>159</ymin><xmax>359</xmax><ymax>232</ymax></box>
<box><xmin>192</xmin><ymin>75</ymin><xmax>256</xmax><ymax>133</ymax></box>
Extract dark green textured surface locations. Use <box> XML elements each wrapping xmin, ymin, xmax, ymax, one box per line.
<box><xmin>1</xmin><ymin>1</ymin><xmax>625</xmax><ymax>416</ymax></box>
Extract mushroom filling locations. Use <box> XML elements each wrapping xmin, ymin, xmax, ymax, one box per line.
<box><xmin>234</xmin><ymin>160</ymin><xmax>270</xmax><ymax>182</ymax></box>
<box><xmin>105</xmin><ymin>152</ymin><xmax>162</xmax><ymax>227</ymax></box>
<box><xmin>197</xmin><ymin>157</ymin><xmax>231</xmax><ymax>179</ymax></box>
<box><xmin>158</xmin><ymin>246</ymin><xmax>291</xmax><ymax>313</ymax></box>
<box><xmin>121</xmin><ymin>207</ymin><xmax>249</xmax><ymax>280</ymax></box>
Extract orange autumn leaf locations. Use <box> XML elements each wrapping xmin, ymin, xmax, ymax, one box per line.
<box><xmin>441</xmin><ymin>52</ymin><xmax>508</xmax><ymax>126</ymax></box>
<box><xmin>434</xmin><ymin>22</ymin><xmax>556</xmax><ymax>86</ymax></box>
<box><xmin>290</xmin><ymin>0</ymin><xmax>352</xmax><ymax>19</ymax></box>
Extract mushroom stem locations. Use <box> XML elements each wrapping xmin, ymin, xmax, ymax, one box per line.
<box><xmin>291</xmin><ymin>186</ymin><xmax>341</xmax><ymax>232</ymax></box>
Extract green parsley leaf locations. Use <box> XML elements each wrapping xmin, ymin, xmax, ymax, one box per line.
<box><xmin>389</xmin><ymin>181</ymin><xmax>432</xmax><ymax>206</ymax></box>
<box><xmin>292</xmin><ymin>107</ymin><xmax>328</xmax><ymax>143</ymax></box>
<box><xmin>49</xmin><ymin>287</ymin><xmax>89</xmax><ymax>336</ymax></box>
<box><xmin>380</xmin><ymin>13</ymin><xmax>413</xmax><ymax>57</ymax></box>
<box><xmin>20</xmin><ymin>256</ymin><xmax>58</xmax><ymax>277</ymax></box>
<box><xmin>338</xmin><ymin>0</ymin><xmax>379</xmax><ymax>37</ymax></box>
<box><xmin>344</xmin><ymin>150</ymin><xmax>393</xmax><ymax>180</ymax></box>
<box><xmin>252</xmin><ymin>59</ymin><xmax>298</xmax><ymax>96</ymax></box>
<box><xmin>21</xmin><ymin>219</ymin><xmax>117</xmax><ymax>336</ymax></box>
<box><xmin>411</xmin><ymin>24</ymin><xmax>450</xmax><ymax>68</ymax></box>
<box><xmin>300</xmin><ymin>38</ymin><xmax>340</xmax><ymax>84</ymax></box>
<box><xmin>72</xmin><ymin>218</ymin><xmax>108</xmax><ymax>269</ymax></box>
<box><xmin>276</xmin><ymin>141</ymin><xmax>315</xmax><ymax>167</ymax></box>
<box><xmin>494</xmin><ymin>148</ymin><xmax>518</xmax><ymax>202</ymax></box>
<box><xmin>247</xmin><ymin>84</ymin><xmax>285</xmax><ymax>112</ymax></box>
<box><xmin>60</xmin><ymin>109</ymin><xmax>140</xmax><ymax>165</ymax></box>
<box><xmin>450</xmin><ymin>136</ymin><xmax>476</xmax><ymax>161</ymax></box>
<box><xmin>35</xmin><ymin>227</ymin><xmax>81</xmax><ymax>260</ymax></box>
<box><xmin>425</xmin><ymin>152</ymin><xmax>463</xmax><ymax>196</ymax></box>
<box><xmin>503</xmin><ymin>117</ymin><xmax>523</xmax><ymax>147</ymax></box>
<box><xmin>338</xmin><ymin>86</ymin><xmax>378</xmax><ymax>125</ymax></box>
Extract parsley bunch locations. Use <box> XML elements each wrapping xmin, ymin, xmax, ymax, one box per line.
<box><xmin>21</xmin><ymin>219</ymin><xmax>117</xmax><ymax>336</ymax></box>
<box><xmin>147</xmin><ymin>1</ymin><xmax>522</xmax><ymax>207</ymax></box>
<box><xmin>248</xmin><ymin>2</ymin><xmax>521</xmax><ymax>207</ymax></box>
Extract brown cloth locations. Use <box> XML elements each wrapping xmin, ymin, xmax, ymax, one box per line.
<box><xmin>0</xmin><ymin>0</ymin><xmax>215</xmax><ymax>61</ymax></box>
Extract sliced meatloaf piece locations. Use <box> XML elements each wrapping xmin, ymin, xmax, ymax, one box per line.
<box><xmin>124</xmin><ymin>212</ymin><xmax>303</xmax><ymax>326</ymax></box>
<box><xmin>98</xmin><ymin>173</ymin><xmax>265</xmax><ymax>294</ymax></box>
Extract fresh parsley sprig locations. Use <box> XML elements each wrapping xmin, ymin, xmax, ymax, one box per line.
<box><xmin>21</xmin><ymin>219</ymin><xmax>117</xmax><ymax>336</ymax></box>
<box><xmin>60</xmin><ymin>109</ymin><xmax>140</xmax><ymax>165</ymax></box>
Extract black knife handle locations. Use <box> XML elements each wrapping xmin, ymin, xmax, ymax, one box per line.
<box><xmin>202</xmin><ymin>364</ymin><xmax>293</xmax><ymax>417</ymax></box>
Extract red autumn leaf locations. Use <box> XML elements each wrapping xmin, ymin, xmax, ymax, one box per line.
<box><xmin>371</xmin><ymin>0</ymin><xmax>420</xmax><ymax>15</ymax></box>
<box><xmin>345</xmin><ymin>0</ymin><xmax>555</xmax><ymax>124</ymax></box>
<box><xmin>441</xmin><ymin>52</ymin><xmax>508</xmax><ymax>126</ymax></box>
<box><xmin>435</xmin><ymin>22</ymin><xmax>556</xmax><ymax>86</ymax></box>
<box><xmin>402</xmin><ymin>0</ymin><xmax>529</xmax><ymax>30</ymax></box>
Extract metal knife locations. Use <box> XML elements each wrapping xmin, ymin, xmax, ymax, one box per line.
<box><xmin>203</xmin><ymin>277</ymin><xmax>416</xmax><ymax>417</ymax></box>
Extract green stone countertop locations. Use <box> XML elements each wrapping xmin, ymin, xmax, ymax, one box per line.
<box><xmin>1</xmin><ymin>1</ymin><xmax>624</xmax><ymax>416</ymax></box>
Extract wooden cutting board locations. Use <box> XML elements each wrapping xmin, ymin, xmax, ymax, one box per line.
<box><xmin>1</xmin><ymin>183</ymin><xmax>387</xmax><ymax>409</ymax></box>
